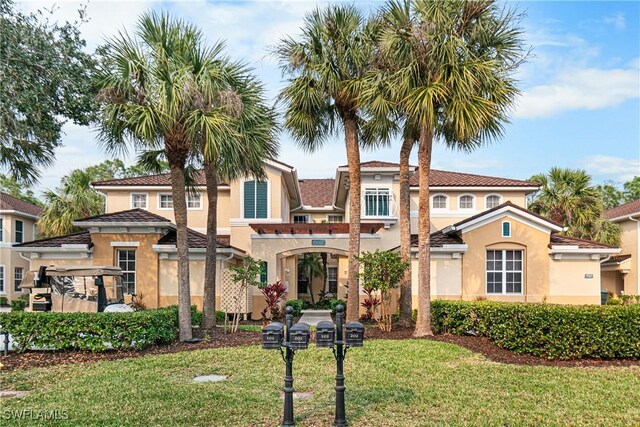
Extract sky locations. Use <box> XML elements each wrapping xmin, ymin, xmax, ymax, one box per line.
<box><xmin>15</xmin><ymin>0</ymin><xmax>640</xmax><ymax>195</ymax></box>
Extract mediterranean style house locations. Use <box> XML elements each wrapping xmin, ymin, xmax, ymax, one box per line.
<box><xmin>602</xmin><ymin>199</ymin><xmax>640</xmax><ymax>296</ymax></box>
<box><xmin>13</xmin><ymin>160</ymin><xmax>620</xmax><ymax>317</ymax></box>
<box><xmin>1</xmin><ymin>192</ymin><xmax>42</xmax><ymax>302</ymax></box>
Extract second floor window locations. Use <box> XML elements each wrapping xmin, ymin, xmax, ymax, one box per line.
<box><xmin>327</xmin><ymin>215</ymin><xmax>343</xmax><ymax>223</ymax></box>
<box><xmin>14</xmin><ymin>267</ymin><xmax>23</xmax><ymax>292</ymax></box>
<box><xmin>364</xmin><ymin>188</ymin><xmax>390</xmax><ymax>216</ymax></box>
<box><xmin>293</xmin><ymin>215</ymin><xmax>309</xmax><ymax>224</ymax></box>
<box><xmin>131</xmin><ymin>193</ymin><xmax>147</xmax><ymax>209</ymax></box>
<box><xmin>486</xmin><ymin>195</ymin><xmax>501</xmax><ymax>209</ymax></box>
<box><xmin>159</xmin><ymin>194</ymin><xmax>173</xmax><ymax>209</ymax></box>
<box><xmin>433</xmin><ymin>195</ymin><xmax>447</xmax><ymax>209</ymax></box>
<box><xmin>459</xmin><ymin>195</ymin><xmax>474</xmax><ymax>209</ymax></box>
<box><xmin>15</xmin><ymin>220</ymin><xmax>23</xmax><ymax>243</ymax></box>
<box><xmin>187</xmin><ymin>193</ymin><xmax>202</xmax><ymax>209</ymax></box>
<box><xmin>244</xmin><ymin>180</ymin><xmax>268</xmax><ymax>219</ymax></box>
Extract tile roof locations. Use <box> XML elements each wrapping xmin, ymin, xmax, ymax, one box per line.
<box><xmin>452</xmin><ymin>201</ymin><xmax>563</xmax><ymax>229</ymax></box>
<box><xmin>409</xmin><ymin>231</ymin><xmax>465</xmax><ymax>248</ymax></box>
<box><xmin>602</xmin><ymin>254</ymin><xmax>632</xmax><ymax>264</ymax></box>
<box><xmin>340</xmin><ymin>160</ymin><xmax>405</xmax><ymax>168</ymax></box>
<box><xmin>14</xmin><ymin>231</ymin><xmax>91</xmax><ymax>248</ymax></box>
<box><xmin>604</xmin><ymin>199</ymin><xmax>640</xmax><ymax>220</ymax></box>
<box><xmin>74</xmin><ymin>208</ymin><xmax>172</xmax><ymax>224</ymax></box>
<box><xmin>549</xmin><ymin>233</ymin><xmax>617</xmax><ymax>249</ymax></box>
<box><xmin>410</xmin><ymin>169</ymin><xmax>539</xmax><ymax>187</ymax></box>
<box><xmin>92</xmin><ymin>170</ymin><xmax>208</xmax><ymax>187</ymax></box>
<box><xmin>299</xmin><ymin>179</ymin><xmax>335</xmax><ymax>207</ymax></box>
<box><xmin>0</xmin><ymin>192</ymin><xmax>43</xmax><ymax>217</ymax></box>
<box><xmin>157</xmin><ymin>229</ymin><xmax>235</xmax><ymax>249</ymax></box>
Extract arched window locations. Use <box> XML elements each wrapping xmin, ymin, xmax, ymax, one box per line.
<box><xmin>486</xmin><ymin>194</ymin><xmax>501</xmax><ymax>209</ymax></box>
<box><xmin>243</xmin><ymin>180</ymin><xmax>268</xmax><ymax>219</ymax></box>
<box><xmin>433</xmin><ymin>195</ymin><xmax>447</xmax><ymax>209</ymax></box>
<box><xmin>459</xmin><ymin>195</ymin><xmax>474</xmax><ymax>209</ymax></box>
<box><xmin>502</xmin><ymin>221</ymin><xmax>511</xmax><ymax>237</ymax></box>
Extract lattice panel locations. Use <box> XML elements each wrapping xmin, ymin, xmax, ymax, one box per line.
<box><xmin>220</xmin><ymin>268</ymin><xmax>253</xmax><ymax>314</ymax></box>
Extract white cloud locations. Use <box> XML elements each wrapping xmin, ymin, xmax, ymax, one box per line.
<box><xmin>603</xmin><ymin>12</ymin><xmax>626</xmax><ymax>31</ymax></box>
<box><xmin>515</xmin><ymin>63</ymin><xmax>640</xmax><ymax>119</ymax></box>
<box><xmin>581</xmin><ymin>155</ymin><xmax>640</xmax><ymax>183</ymax></box>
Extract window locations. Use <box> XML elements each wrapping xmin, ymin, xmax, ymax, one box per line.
<box><xmin>260</xmin><ymin>262</ymin><xmax>268</xmax><ymax>286</ymax></box>
<box><xmin>459</xmin><ymin>195</ymin><xmax>474</xmax><ymax>209</ymax></box>
<box><xmin>502</xmin><ymin>221</ymin><xmax>511</xmax><ymax>237</ymax></box>
<box><xmin>486</xmin><ymin>195</ymin><xmax>501</xmax><ymax>209</ymax></box>
<box><xmin>327</xmin><ymin>215</ymin><xmax>343</xmax><ymax>223</ymax></box>
<box><xmin>159</xmin><ymin>194</ymin><xmax>173</xmax><ymax>209</ymax></box>
<box><xmin>433</xmin><ymin>195</ymin><xmax>447</xmax><ymax>209</ymax></box>
<box><xmin>243</xmin><ymin>180</ymin><xmax>268</xmax><ymax>219</ymax></box>
<box><xmin>14</xmin><ymin>267</ymin><xmax>23</xmax><ymax>292</ymax></box>
<box><xmin>0</xmin><ymin>217</ymin><xmax>3</xmax><ymax>242</ymax></box>
<box><xmin>131</xmin><ymin>193</ymin><xmax>148</xmax><ymax>209</ymax></box>
<box><xmin>187</xmin><ymin>193</ymin><xmax>202</xmax><ymax>209</ymax></box>
<box><xmin>0</xmin><ymin>266</ymin><xmax>4</xmax><ymax>293</ymax></box>
<box><xmin>486</xmin><ymin>250</ymin><xmax>523</xmax><ymax>294</ymax></box>
<box><xmin>117</xmin><ymin>250</ymin><xmax>136</xmax><ymax>294</ymax></box>
<box><xmin>15</xmin><ymin>220</ymin><xmax>23</xmax><ymax>243</ymax></box>
<box><xmin>364</xmin><ymin>188</ymin><xmax>390</xmax><ymax>216</ymax></box>
<box><xmin>293</xmin><ymin>215</ymin><xmax>309</xmax><ymax>224</ymax></box>
<box><xmin>327</xmin><ymin>267</ymin><xmax>338</xmax><ymax>294</ymax></box>
<box><xmin>297</xmin><ymin>266</ymin><xmax>308</xmax><ymax>294</ymax></box>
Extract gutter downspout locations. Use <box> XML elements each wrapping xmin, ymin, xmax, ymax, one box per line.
<box><xmin>628</xmin><ymin>216</ymin><xmax>640</xmax><ymax>295</ymax></box>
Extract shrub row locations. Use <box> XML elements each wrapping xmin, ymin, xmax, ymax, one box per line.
<box><xmin>285</xmin><ymin>299</ymin><xmax>348</xmax><ymax>317</ymax></box>
<box><xmin>0</xmin><ymin>308</ymin><xmax>179</xmax><ymax>352</ymax></box>
<box><xmin>430</xmin><ymin>300</ymin><xmax>640</xmax><ymax>359</ymax></box>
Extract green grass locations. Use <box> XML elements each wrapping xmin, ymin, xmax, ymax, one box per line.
<box><xmin>2</xmin><ymin>340</ymin><xmax>639</xmax><ymax>426</ymax></box>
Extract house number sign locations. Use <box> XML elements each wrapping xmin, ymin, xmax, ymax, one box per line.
<box><xmin>311</xmin><ymin>239</ymin><xmax>326</xmax><ymax>246</ymax></box>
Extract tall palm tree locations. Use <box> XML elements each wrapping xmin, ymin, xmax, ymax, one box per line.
<box><xmin>373</xmin><ymin>0</ymin><xmax>526</xmax><ymax>336</ymax></box>
<box><xmin>529</xmin><ymin>167</ymin><xmax>620</xmax><ymax>245</ymax></box>
<box><xmin>276</xmin><ymin>5</ymin><xmax>381</xmax><ymax>321</ymax></box>
<box><xmin>299</xmin><ymin>253</ymin><xmax>325</xmax><ymax>305</ymax></box>
<box><xmin>94</xmin><ymin>12</ymin><xmax>237</xmax><ymax>341</ymax></box>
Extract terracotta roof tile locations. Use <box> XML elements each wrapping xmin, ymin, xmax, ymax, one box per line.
<box><xmin>92</xmin><ymin>171</ymin><xmax>207</xmax><ymax>187</ymax></box>
<box><xmin>0</xmin><ymin>192</ymin><xmax>43</xmax><ymax>217</ymax></box>
<box><xmin>74</xmin><ymin>208</ymin><xmax>172</xmax><ymax>224</ymax></box>
<box><xmin>340</xmin><ymin>160</ymin><xmax>405</xmax><ymax>168</ymax></box>
<box><xmin>299</xmin><ymin>179</ymin><xmax>335</xmax><ymax>207</ymax></box>
<box><xmin>410</xmin><ymin>169</ymin><xmax>539</xmax><ymax>187</ymax></box>
<box><xmin>549</xmin><ymin>234</ymin><xmax>617</xmax><ymax>249</ymax></box>
<box><xmin>604</xmin><ymin>199</ymin><xmax>640</xmax><ymax>220</ymax></box>
<box><xmin>452</xmin><ymin>201</ymin><xmax>563</xmax><ymax>229</ymax></box>
<box><xmin>14</xmin><ymin>231</ymin><xmax>91</xmax><ymax>248</ymax></box>
<box><xmin>157</xmin><ymin>229</ymin><xmax>235</xmax><ymax>249</ymax></box>
<box><xmin>409</xmin><ymin>231</ymin><xmax>465</xmax><ymax>248</ymax></box>
<box><xmin>603</xmin><ymin>254</ymin><xmax>632</xmax><ymax>264</ymax></box>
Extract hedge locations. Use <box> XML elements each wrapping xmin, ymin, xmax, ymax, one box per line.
<box><xmin>430</xmin><ymin>300</ymin><xmax>640</xmax><ymax>359</ymax></box>
<box><xmin>0</xmin><ymin>308</ymin><xmax>179</xmax><ymax>352</ymax></box>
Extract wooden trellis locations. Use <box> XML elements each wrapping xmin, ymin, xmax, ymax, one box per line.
<box><xmin>220</xmin><ymin>268</ymin><xmax>253</xmax><ymax>316</ymax></box>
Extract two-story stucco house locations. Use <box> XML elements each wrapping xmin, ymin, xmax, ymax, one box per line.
<box><xmin>1</xmin><ymin>192</ymin><xmax>42</xmax><ymax>302</ymax></box>
<box><xmin>14</xmin><ymin>160</ymin><xmax>619</xmax><ymax>317</ymax></box>
<box><xmin>602</xmin><ymin>199</ymin><xmax>640</xmax><ymax>296</ymax></box>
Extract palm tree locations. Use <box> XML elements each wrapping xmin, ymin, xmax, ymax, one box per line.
<box><xmin>276</xmin><ymin>5</ymin><xmax>381</xmax><ymax>321</ymax></box>
<box><xmin>529</xmin><ymin>167</ymin><xmax>620</xmax><ymax>245</ymax></box>
<box><xmin>373</xmin><ymin>0</ymin><xmax>526</xmax><ymax>336</ymax></box>
<box><xmin>299</xmin><ymin>253</ymin><xmax>325</xmax><ymax>305</ymax></box>
<box><xmin>94</xmin><ymin>12</ymin><xmax>237</xmax><ymax>341</ymax></box>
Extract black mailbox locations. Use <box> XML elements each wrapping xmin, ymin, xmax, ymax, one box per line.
<box><xmin>316</xmin><ymin>321</ymin><xmax>335</xmax><ymax>348</ymax></box>
<box><xmin>345</xmin><ymin>321</ymin><xmax>365</xmax><ymax>347</ymax></box>
<box><xmin>288</xmin><ymin>322</ymin><xmax>310</xmax><ymax>350</ymax></box>
<box><xmin>262</xmin><ymin>322</ymin><xmax>284</xmax><ymax>349</ymax></box>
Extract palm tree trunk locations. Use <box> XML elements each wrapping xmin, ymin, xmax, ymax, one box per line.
<box><xmin>398</xmin><ymin>136</ymin><xmax>414</xmax><ymax>327</ymax></box>
<box><xmin>168</xmin><ymin>162</ymin><xmax>193</xmax><ymax>341</ymax></box>
<box><xmin>413</xmin><ymin>125</ymin><xmax>434</xmax><ymax>337</ymax></box>
<box><xmin>345</xmin><ymin>117</ymin><xmax>361</xmax><ymax>322</ymax></box>
<box><xmin>308</xmin><ymin>266</ymin><xmax>315</xmax><ymax>305</ymax></box>
<box><xmin>202</xmin><ymin>162</ymin><xmax>218</xmax><ymax>330</ymax></box>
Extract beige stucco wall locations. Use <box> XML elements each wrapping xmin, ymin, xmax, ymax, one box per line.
<box><xmin>618</xmin><ymin>219</ymin><xmax>639</xmax><ymax>295</ymax></box>
<box><xmin>601</xmin><ymin>270</ymin><xmax>624</xmax><ymax>295</ymax></box>
<box><xmin>410</xmin><ymin>257</ymin><xmax>462</xmax><ymax>308</ymax></box>
<box><xmin>548</xmin><ymin>258</ymin><xmax>601</xmax><ymax>304</ymax></box>
<box><xmin>1</xmin><ymin>212</ymin><xmax>38</xmax><ymax>301</ymax></box>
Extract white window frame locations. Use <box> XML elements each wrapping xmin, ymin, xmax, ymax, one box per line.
<box><xmin>327</xmin><ymin>214</ymin><xmax>343</xmax><ymax>223</ymax></box>
<box><xmin>241</xmin><ymin>178</ymin><xmax>271</xmax><ymax>220</ymax></box>
<box><xmin>327</xmin><ymin>266</ymin><xmax>338</xmax><ymax>294</ymax></box>
<box><xmin>293</xmin><ymin>214</ymin><xmax>309</xmax><ymax>224</ymax></box>
<box><xmin>186</xmin><ymin>192</ymin><xmax>203</xmax><ymax>210</ymax></box>
<box><xmin>14</xmin><ymin>267</ymin><xmax>23</xmax><ymax>292</ymax></box>
<box><xmin>432</xmin><ymin>194</ymin><xmax>448</xmax><ymax>210</ymax></box>
<box><xmin>502</xmin><ymin>221</ymin><xmax>511</xmax><ymax>237</ymax></box>
<box><xmin>15</xmin><ymin>219</ymin><xmax>24</xmax><ymax>244</ymax></box>
<box><xmin>117</xmin><ymin>249</ymin><xmax>136</xmax><ymax>295</ymax></box>
<box><xmin>485</xmin><ymin>194</ymin><xmax>501</xmax><ymax>209</ymax></box>
<box><xmin>158</xmin><ymin>193</ymin><xmax>174</xmax><ymax>210</ymax></box>
<box><xmin>130</xmin><ymin>193</ymin><xmax>148</xmax><ymax>209</ymax></box>
<box><xmin>486</xmin><ymin>249</ymin><xmax>523</xmax><ymax>295</ymax></box>
<box><xmin>458</xmin><ymin>194</ymin><xmax>475</xmax><ymax>210</ymax></box>
<box><xmin>363</xmin><ymin>186</ymin><xmax>392</xmax><ymax>217</ymax></box>
<box><xmin>0</xmin><ymin>265</ymin><xmax>4</xmax><ymax>294</ymax></box>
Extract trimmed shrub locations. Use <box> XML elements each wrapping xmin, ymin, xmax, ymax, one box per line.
<box><xmin>431</xmin><ymin>300</ymin><xmax>640</xmax><ymax>359</ymax></box>
<box><xmin>0</xmin><ymin>308</ymin><xmax>178</xmax><ymax>352</ymax></box>
<box><xmin>216</xmin><ymin>310</ymin><xmax>226</xmax><ymax>322</ymax></box>
<box><xmin>285</xmin><ymin>299</ymin><xmax>304</xmax><ymax>316</ymax></box>
<box><xmin>0</xmin><ymin>296</ymin><xmax>8</xmax><ymax>307</ymax></box>
<box><xmin>330</xmin><ymin>299</ymin><xmax>347</xmax><ymax>315</ymax></box>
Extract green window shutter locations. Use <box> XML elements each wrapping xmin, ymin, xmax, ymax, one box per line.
<box><xmin>260</xmin><ymin>261</ymin><xmax>268</xmax><ymax>286</ymax></box>
<box><xmin>244</xmin><ymin>181</ymin><xmax>256</xmax><ymax>219</ymax></box>
<box><xmin>256</xmin><ymin>181</ymin><xmax>268</xmax><ymax>218</ymax></box>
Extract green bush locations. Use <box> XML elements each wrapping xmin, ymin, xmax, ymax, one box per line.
<box><xmin>10</xmin><ymin>295</ymin><xmax>27</xmax><ymax>312</ymax></box>
<box><xmin>0</xmin><ymin>296</ymin><xmax>8</xmax><ymax>307</ymax></box>
<box><xmin>330</xmin><ymin>299</ymin><xmax>347</xmax><ymax>315</ymax></box>
<box><xmin>216</xmin><ymin>310</ymin><xmax>226</xmax><ymax>322</ymax></box>
<box><xmin>0</xmin><ymin>308</ymin><xmax>178</xmax><ymax>352</ymax></box>
<box><xmin>285</xmin><ymin>299</ymin><xmax>304</xmax><ymax>316</ymax></box>
<box><xmin>430</xmin><ymin>300</ymin><xmax>640</xmax><ymax>359</ymax></box>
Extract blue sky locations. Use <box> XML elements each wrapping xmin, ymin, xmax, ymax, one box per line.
<box><xmin>17</xmin><ymin>0</ymin><xmax>640</xmax><ymax>194</ymax></box>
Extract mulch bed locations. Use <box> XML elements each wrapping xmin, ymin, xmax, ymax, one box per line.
<box><xmin>1</xmin><ymin>325</ymin><xmax>638</xmax><ymax>372</ymax></box>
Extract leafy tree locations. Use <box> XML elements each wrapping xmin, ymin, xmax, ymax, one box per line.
<box><xmin>0</xmin><ymin>0</ymin><xmax>96</xmax><ymax>184</ymax></box>
<box><xmin>369</xmin><ymin>0</ymin><xmax>526</xmax><ymax>337</ymax></box>
<box><xmin>228</xmin><ymin>256</ymin><xmax>263</xmax><ymax>333</ymax></box>
<box><xmin>358</xmin><ymin>250</ymin><xmax>409</xmax><ymax>332</ymax></box>
<box><xmin>298</xmin><ymin>253</ymin><xmax>325</xmax><ymax>305</ymax></box>
<box><xmin>276</xmin><ymin>5</ymin><xmax>382</xmax><ymax>321</ymax></box>
<box><xmin>529</xmin><ymin>167</ymin><xmax>620</xmax><ymax>246</ymax></box>
<box><xmin>595</xmin><ymin>182</ymin><xmax>623</xmax><ymax>210</ymax></box>
<box><xmin>623</xmin><ymin>177</ymin><xmax>640</xmax><ymax>202</ymax></box>
<box><xmin>0</xmin><ymin>174</ymin><xmax>42</xmax><ymax>206</ymax></box>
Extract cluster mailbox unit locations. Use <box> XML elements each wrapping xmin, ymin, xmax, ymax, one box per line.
<box><xmin>261</xmin><ymin>305</ymin><xmax>364</xmax><ymax>427</ymax></box>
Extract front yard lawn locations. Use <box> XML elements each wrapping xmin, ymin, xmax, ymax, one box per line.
<box><xmin>2</xmin><ymin>339</ymin><xmax>639</xmax><ymax>426</ymax></box>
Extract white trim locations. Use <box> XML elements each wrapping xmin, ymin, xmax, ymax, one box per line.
<box><xmin>326</xmin><ymin>214</ymin><xmax>344</xmax><ymax>223</ymax></box>
<box><xmin>152</xmin><ymin>244</ymin><xmax>245</xmax><ymax>258</ymax></box>
<box><xmin>549</xmin><ymin>247</ymin><xmax>620</xmax><ymax>255</ymax></box>
<box><xmin>412</xmin><ymin>186</ymin><xmax>540</xmax><ymax>192</ymax></box>
<box><xmin>14</xmin><ymin>219</ymin><xmax>24</xmax><ymax>244</ymax></box>
<box><xmin>363</xmin><ymin>185</ymin><xmax>393</xmax><ymax>218</ymax></box>
<box><xmin>486</xmin><ymin>249</ymin><xmax>524</xmax><ymax>295</ymax></box>
<box><xmin>251</xmin><ymin>233</ymin><xmax>382</xmax><ymax>240</ymax></box>
<box><xmin>92</xmin><ymin>185</ymin><xmax>230</xmax><ymax>191</ymax></box>
<box><xmin>72</xmin><ymin>221</ymin><xmax>172</xmax><ymax>229</ymax></box>
<box><xmin>443</xmin><ymin>205</ymin><xmax>564</xmax><ymax>234</ymax></box>
<box><xmin>605</xmin><ymin>213</ymin><xmax>640</xmax><ymax>223</ymax></box>
<box><xmin>110</xmin><ymin>241</ymin><xmax>140</xmax><ymax>247</ymax></box>
<box><xmin>502</xmin><ymin>221</ymin><xmax>511</xmax><ymax>238</ymax></box>
<box><xmin>485</xmin><ymin>194</ymin><xmax>502</xmax><ymax>209</ymax></box>
<box><xmin>157</xmin><ymin>193</ymin><xmax>174</xmax><ymax>210</ymax></box>
<box><xmin>431</xmin><ymin>193</ymin><xmax>449</xmax><ymax>210</ymax></box>
<box><xmin>230</xmin><ymin>218</ymin><xmax>282</xmax><ymax>227</ymax></box>
<box><xmin>0</xmin><ymin>210</ymin><xmax>39</xmax><ymax>220</ymax></box>
<box><xmin>458</xmin><ymin>193</ymin><xmax>475</xmax><ymax>210</ymax></box>
<box><xmin>130</xmin><ymin>192</ymin><xmax>149</xmax><ymax>209</ymax></box>
<box><xmin>241</xmin><ymin>178</ymin><xmax>271</xmax><ymax>220</ymax></box>
<box><xmin>292</xmin><ymin>214</ymin><xmax>310</xmax><ymax>224</ymax></box>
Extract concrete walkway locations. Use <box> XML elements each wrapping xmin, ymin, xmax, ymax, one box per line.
<box><xmin>298</xmin><ymin>309</ymin><xmax>332</xmax><ymax>326</ymax></box>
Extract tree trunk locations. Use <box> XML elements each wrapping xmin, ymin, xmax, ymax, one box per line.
<box><xmin>413</xmin><ymin>125</ymin><xmax>434</xmax><ymax>337</ymax></box>
<box><xmin>344</xmin><ymin>117</ymin><xmax>361</xmax><ymax>322</ymax></box>
<box><xmin>398</xmin><ymin>136</ymin><xmax>414</xmax><ymax>327</ymax></box>
<box><xmin>308</xmin><ymin>266</ymin><xmax>316</xmax><ymax>305</ymax></box>
<box><xmin>169</xmin><ymin>162</ymin><xmax>193</xmax><ymax>341</ymax></box>
<box><xmin>202</xmin><ymin>162</ymin><xmax>218</xmax><ymax>330</ymax></box>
